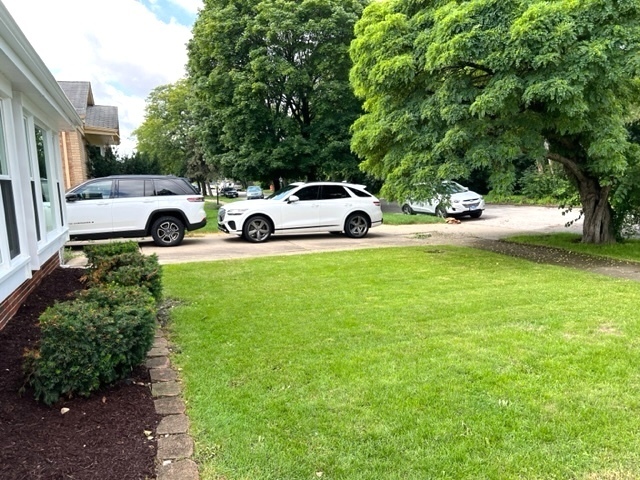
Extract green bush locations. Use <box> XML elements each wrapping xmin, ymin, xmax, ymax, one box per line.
<box><xmin>86</xmin><ymin>251</ymin><xmax>163</xmax><ymax>302</ymax></box>
<box><xmin>24</xmin><ymin>284</ymin><xmax>157</xmax><ymax>405</ymax></box>
<box><xmin>84</xmin><ymin>241</ymin><xmax>140</xmax><ymax>266</ymax></box>
<box><xmin>518</xmin><ymin>165</ymin><xmax>576</xmax><ymax>202</ymax></box>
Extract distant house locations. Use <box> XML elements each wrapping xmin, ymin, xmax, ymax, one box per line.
<box><xmin>57</xmin><ymin>81</ymin><xmax>120</xmax><ymax>189</ymax></box>
<box><xmin>0</xmin><ymin>3</ymin><xmax>83</xmax><ymax>329</ymax></box>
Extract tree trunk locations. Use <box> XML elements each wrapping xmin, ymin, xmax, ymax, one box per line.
<box><xmin>547</xmin><ymin>151</ymin><xmax>616</xmax><ymax>244</ymax></box>
<box><xmin>577</xmin><ymin>177</ymin><xmax>616</xmax><ymax>244</ymax></box>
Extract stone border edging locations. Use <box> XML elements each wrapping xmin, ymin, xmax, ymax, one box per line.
<box><xmin>146</xmin><ymin>330</ymin><xmax>199</xmax><ymax>480</ymax></box>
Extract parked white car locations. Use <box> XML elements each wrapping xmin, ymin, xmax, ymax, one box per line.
<box><xmin>66</xmin><ymin>175</ymin><xmax>207</xmax><ymax>246</ymax></box>
<box><xmin>218</xmin><ymin>181</ymin><xmax>383</xmax><ymax>242</ymax></box>
<box><xmin>401</xmin><ymin>181</ymin><xmax>485</xmax><ymax>218</ymax></box>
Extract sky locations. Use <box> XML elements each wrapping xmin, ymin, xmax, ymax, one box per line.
<box><xmin>2</xmin><ymin>0</ymin><xmax>201</xmax><ymax>155</ymax></box>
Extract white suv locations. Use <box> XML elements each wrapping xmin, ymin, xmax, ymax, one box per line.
<box><xmin>218</xmin><ymin>182</ymin><xmax>383</xmax><ymax>242</ymax></box>
<box><xmin>66</xmin><ymin>175</ymin><xmax>206</xmax><ymax>246</ymax></box>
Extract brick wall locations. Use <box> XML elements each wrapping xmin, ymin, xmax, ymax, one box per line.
<box><xmin>60</xmin><ymin>130</ymin><xmax>88</xmax><ymax>189</ymax></box>
<box><xmin>0</xmin><ymin>255</ymin><xmax>60</xmax><ymax>331</ymax></box>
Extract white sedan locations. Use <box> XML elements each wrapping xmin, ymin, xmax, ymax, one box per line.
<box><xmin>218</xmin><ymin>181</ymin><xmax>383</xmax><ymax>242</ymax></box>
<box><xmin>401</xmin><ymin>181</ymin><xmax>485</xmax><ymax>218</ymax></box>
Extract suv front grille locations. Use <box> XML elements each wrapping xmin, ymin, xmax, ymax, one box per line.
<box><xmin>218</xmin><ymin>208</ymin><xmax>226</xmax><ymax>221</ymax></box>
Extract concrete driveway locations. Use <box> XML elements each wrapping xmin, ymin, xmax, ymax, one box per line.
<box><xmin>137</xmin><ymin>205</ymin><xmax>584</xmax><ymax>264</ymax></box>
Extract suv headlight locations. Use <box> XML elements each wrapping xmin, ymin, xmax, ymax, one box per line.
<box><xmin>227</xmin><ymin>208</ymin><xmax>248</xmax><ymax>216</ymax></box>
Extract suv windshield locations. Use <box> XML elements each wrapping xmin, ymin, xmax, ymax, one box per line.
<box><xmin>267</xmin><ymin>184</ymin><xmax>298</xmax><ymax>200</ymax></box>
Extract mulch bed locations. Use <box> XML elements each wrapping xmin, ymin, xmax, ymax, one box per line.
<box><xmin>0</xmin><ymin>267</ymin><xmax>160</xmax><ymax>480</ymax></box>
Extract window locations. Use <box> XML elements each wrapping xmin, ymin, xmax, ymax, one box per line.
<box><xmin>117</xmin><ymin>179</ymin><xmax>146</xmax><ymax>198</ymax></box>
<box><xmin>23</xmin><ymin>118</ymin><xmax>41</xmax><ymax>240</ymax></box>
<box><xmin>321</xmin><ymin>185</ymin><xmax>349</xmax><ymax>200</ymax></box>
<box><xmin>73</xmin><ymin>179</ymin><xmax>113</xmax><ymax>200</ymax></box>
<box><xmin>34</xmin><ymin>126</ymin><xmax>55</xmax><ymax>232</ymax></box>
<box><xmin>294</xmin><ymin>186</ymin><xmax>320</xmax><ymax>201</ymax></box>
<box><xmin>154</xmin><ymin>178</ymin><xmax>191</xmax><ymax>196</ymax></box>
<box><xmin>0</xmin><ymin>107</ymin><xmax>20</xmax><ymax>260</ymax></box>
<box><xmin>346</xmin><ymin>186</ymin><xmax>372</xmax><ymax>198</ymax></box>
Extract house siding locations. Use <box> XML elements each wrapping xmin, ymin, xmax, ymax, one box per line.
<box><xmin>0</xmin><ymin>254</ymin><xmax>60</xmax><ymax>331</ymax></box>
<box><xmin>0</xmin><ymin>2</ymin><xmax>83</xmax><ymax>331</ymax></box>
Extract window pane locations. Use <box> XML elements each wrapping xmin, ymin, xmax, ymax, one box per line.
<box><xmin>295</xmin><ymin>186</ymin><xmax>320</xmax><ymax>201</ymax></box>
<box><xmin>154</xmin><ymin>179</ymin><xmax>190</xmax><ymax>196</ymax></box>
<box><xmin>321</xmin><ymin>185</ymin><xmax>349</xmax><ymax>200</ymax></box>
<box><xmin>1</xmin><ymin>180</ymin><xmax>20</xmax><ymax>259</ymax></box>
<box><xmin>31</xmin><ymin>181</ymin><xmax>41</xmax><ymax>241</ymax></box>
<box><xmin>117</xmin><ymin>179</ymin><xmax>145</xmax><ymax>198</ymax></box>
<box><xmin>0</xmin><ymin>110</ymin><xmax>7</xmax><ymax>175</ymax></box>
<box><xmin>346</xmin><ymin>186</ymin><xmax>372</xmax><ymax>198</ymax></box>
<box><xmin>35</xmin><ymin>127</ymin><xmax>55</xmax><ymax>232</ymax></box>
<box><xmin>74</xmin><ymin>180</ymin><xmax>113</xmax><ymax>200</ymax></box>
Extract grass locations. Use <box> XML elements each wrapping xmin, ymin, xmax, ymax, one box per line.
<box><xmin>164</xmin><ymin>247</ymin><xmax>640</xmax><ymax>480</ymax></box>
<box><xmin>383</xmin><ymin>212</ymin><xmax>443</xmax><ymax>225</ymax></box>
<box><xmin>507</xmin><ymin>232</ymin><xmax>640</xmax><ymax>263</ymax></box>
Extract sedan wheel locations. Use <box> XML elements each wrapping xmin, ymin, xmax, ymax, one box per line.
<box><xmin>344</xmin><ymin>213</ymin><xmax>369</xmax><ymax>238</ymax></box>
<box><xmin>243</xmin><ymin>215</ymin><xmax>272</xmax><ymax>243</ymax></box>
<box><xmin>151</xmin><ymin>216</ymin><xmax>185</xmax><ymax>247</ymax></box>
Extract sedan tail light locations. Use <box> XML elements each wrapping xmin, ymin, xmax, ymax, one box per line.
<box><xmin>373</xmin><ymin>200</ymin><xmax>380</xmax><ymax>206</ymax></box>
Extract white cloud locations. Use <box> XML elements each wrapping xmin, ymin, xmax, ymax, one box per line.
<box><xmin>2</xmin><ymin>0</ymin><xmax>198</xmax><ymax>155</ymax></box>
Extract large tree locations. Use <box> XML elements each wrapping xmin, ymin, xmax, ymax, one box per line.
<box><xmin>188</xmin><ymin>0</ymin><xmax>368</xmax><ymax>189</ymax></box>
<box><xmin>134</xmin><ymin>80</ymin><xmax>216</xmax><ymax>191</ymax></box>
<box><xmin>350</xmin><ymin>0</ymin><xmax>640</xmax><ymax>243</ymax></box>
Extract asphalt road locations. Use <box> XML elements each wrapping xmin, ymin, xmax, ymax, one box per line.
<box><xmin>134</xmin><ymin>204</ymin><xmax>584</xmax><ymax>265</ymax></box>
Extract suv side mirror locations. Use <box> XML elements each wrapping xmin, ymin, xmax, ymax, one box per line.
<box><xmin>66</xmin><ymin>193</ymin><xmax>80</xmax><ymax>202</ymax></box>
<box><xmin>288</xmin><ymin>195</ymin><xmax>300</xmax><ymax>204</ymax></box>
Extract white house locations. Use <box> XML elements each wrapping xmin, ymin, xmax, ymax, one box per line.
<box><xmin>0</xmin><ymin>1</ymin><xmax>83</xmax><ymax>329</ymax></box>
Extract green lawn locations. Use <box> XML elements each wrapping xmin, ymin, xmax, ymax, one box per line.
<box><xmin>164</xmin><ymin>247</ymin><xmax>640</xmax><ymax>480</ymax></box>
<box><xmin>507</xmin><ymin>232</ymin><xmax>640</xmax><ymax>263</ymax></box>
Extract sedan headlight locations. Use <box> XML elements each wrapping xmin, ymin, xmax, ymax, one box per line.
<box><xmin>227</xmin><ymin>208</ymin><xmax>248</xmax><ymax>216</ymax></box>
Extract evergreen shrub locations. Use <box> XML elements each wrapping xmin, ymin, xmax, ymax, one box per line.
<box><xmin>24</xmin><ymin>285</ymin><xmax>156</xmax><ymax>405</ymax></box>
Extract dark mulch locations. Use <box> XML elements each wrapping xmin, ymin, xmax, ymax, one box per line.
<box><xmin>472</xmin><ymin>238</ymin><xmax>640</xmax><ymax>282</ymax></box>
<box><xmin>0</xmin><ymin>267</ymin><xmax>160</xmax><ymax>480</ymax></box>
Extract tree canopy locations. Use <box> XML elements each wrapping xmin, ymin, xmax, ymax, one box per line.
<box><xmin>134</xmin><ymin>79</ymin><xmax>215</xmax><ymax>190</ymax></box>
<box><xmin>350</xmin><ymin>0</ymin><xmax>640</xmax><ymax>243</ymax></box>
<box><xmin>187</xmin><ymin>0</ymin><xmax>369</xmax><ymax>189</ymax></box>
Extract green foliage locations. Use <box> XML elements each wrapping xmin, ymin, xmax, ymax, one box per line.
<box><xmin>24</xmin><ymin>285</ymin><xmax>156</xmax><ymax>405</ymax></box>
<box><xmin>86</xmin><ymin>251</ymin><xmax>163</xmax><ymax>303</ymax></box>
<box><xmin>87</xmin><ymin>146</ymin><xmax>161</xmax><ymax>177</ymax></box>
<box><xmin>350</xmin><ymin>0</ymin><xmax>640</xmax><ymax>243</ymax></box>
<box><xmin>83</xmin><ymin>241</ymin><xmax>140</xmax><ymax>266</ymax></box>
<box><xmin>134</xmin><ymin>80</ymin><xmax>213</xmax><ymax>182</ymax></box>
<box><xmin>518</xmin><ymin>165</ymin><xmax>576</xmax><ymax>203</ymax></box>
<box><xmin>187</xmin><ymin>0</ymin><xmax>367</xmax><ymax>186</ymax></box>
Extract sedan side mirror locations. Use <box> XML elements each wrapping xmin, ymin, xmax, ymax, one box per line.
<box><xmin>288</xmin><ymin>195</ymin><xmax>300</xmax><ymax>204</ymax></box>
<box><xmin>65</xmin><ymin>193</ymin><xmax>80</xmax><ymax>202</ymax></box>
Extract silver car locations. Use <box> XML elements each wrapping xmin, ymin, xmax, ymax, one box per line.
<box><xmin>402</xmin><ymin>181</ymin><xmax>485</xmax><ymax>218</ymax></box>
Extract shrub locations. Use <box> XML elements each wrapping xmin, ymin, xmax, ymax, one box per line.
<box><xmin>83</xmin><ymin>241</ymin><xmax>140</xmax><ymax>267</ymax></box>
<box><xmin>518</xmin><ymin>165</ymin><xmax>575</xmax><ymax>202</ymax></box>
<box><xmin>86</xmin><ymin>251</ymin><xmax>163</xmax><ymax>302</ymax></box>
<box><xmin>24</xmin><ymin>284</ymin><xmax>156</xmax><ymax>405</ymax></box>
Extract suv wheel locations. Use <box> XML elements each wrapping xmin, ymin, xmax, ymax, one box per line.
<box><xmin>243</xmin><ymin>215</ymin><xmax>272</xmax><ymax>243</ymax></box>
<box><xmin>344</xmin><ymin>213</ymin><xmax>369</xmax><ymax>238</ymax></box>
<box><xmin>151</xmin><ymin>216</ymin><xmax>185</xmax><ymax>247</ymax></box>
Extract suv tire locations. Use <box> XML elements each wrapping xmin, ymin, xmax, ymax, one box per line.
<box><xmin>344</xmin><ymin>213</ymin><xmax>369</xmax><ymax>238</ymax></box>
<box><xmin>243</xmin><ymin>215</ymin><xmax>272</xmax><ymax>243</ymax></box>
<box><xmin>151</xmin><ymin>216</ymin><xmax>185</xmax><ymax>247</ymax></box>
